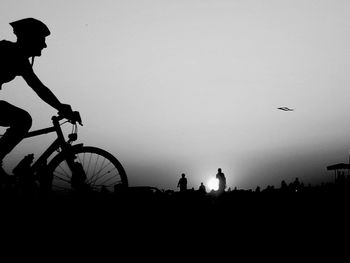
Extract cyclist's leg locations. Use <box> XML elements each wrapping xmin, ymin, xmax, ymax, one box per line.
<box><xmin>0</xmin><ymin>100</ymin><xmax>32</xmax><ymax>165</ymax></box>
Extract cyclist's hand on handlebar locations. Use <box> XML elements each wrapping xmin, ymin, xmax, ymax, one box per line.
<box><xmin>58</xmin><ymin>103</ymin><xmax>72</xmax><ymax>116</ymax></box>
<box><xmin>58</xmin><ymin>104</ymin><xmax>83</xmax><ymax>126</ymax></box>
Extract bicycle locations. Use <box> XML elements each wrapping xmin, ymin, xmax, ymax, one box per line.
<box><xmin>3</xmin><ymin>111</ymin><xmax>128</xmax><ymax>197</ymax></box>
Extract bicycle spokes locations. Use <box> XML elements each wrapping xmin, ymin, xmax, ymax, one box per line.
<box><xmin>52</xmin><ymin>151</ymin><xmax>124</xmax><ymax>193</ymax></box>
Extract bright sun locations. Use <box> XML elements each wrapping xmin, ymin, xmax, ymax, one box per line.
<box><xmin>207</xmin><ymin>177</ymin><xmax>219</xmax><ymax>191</ymax></box>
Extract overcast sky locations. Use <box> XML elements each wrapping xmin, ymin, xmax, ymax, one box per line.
<box><xmin>1</xmin><ymin>0</ymin><xmax>350</xmax><ymax>190</ymax></box>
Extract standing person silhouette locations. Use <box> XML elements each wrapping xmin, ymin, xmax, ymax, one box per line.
<box><xmin>216</xmin><ymin>168</ymin><xmax>226</xmax><ymax>194</ymax></box>
<box><xmin>177</xmin><ymin>173</ymin><xmax>187</xmax><ymax>192</ymax></box>
<box><xmin>198</xmin><ymin>182</ymin><xmax>206</xmax><ymax>194</ymax></box>
<box><xmin>0</xmin><ymin>18</ymin><xmax>73</xmax><ymax>181</ymax></box>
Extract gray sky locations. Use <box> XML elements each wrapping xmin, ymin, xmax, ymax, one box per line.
<box><xmin>1</xmin><ymin>0</ymin><xmax>350</xmax><ymax>190</ymax></box>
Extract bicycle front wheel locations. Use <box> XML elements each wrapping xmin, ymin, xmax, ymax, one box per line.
<box><xmin>47</xmin><ymin>146</ymin><xmax>128</xmax><ymax>193</ymax></box>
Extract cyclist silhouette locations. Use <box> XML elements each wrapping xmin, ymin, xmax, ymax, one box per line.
<box><xmin>0</xmin><ymin>18</ymin><xmax>72</xmax><ymax>180</ymax></box>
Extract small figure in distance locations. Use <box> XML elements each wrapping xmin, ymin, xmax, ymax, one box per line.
<box><xmin>198</xmin><ymin>182</ymin><xmax>206</xmax><ymax>195</ymax></box>
<box><xmin>0</xmin><ymin>18</ymin><xmax>73</xmax><ymax>181</ymax></box>
<box><xmin>216</xmin><ymin>168</ymin><xmax>226</xmax><ymax>194</ymax></box>
<box><xmin>177</xmin><ymin>173</ymin><xmax>187</xmax><ymax>192</ymax></box>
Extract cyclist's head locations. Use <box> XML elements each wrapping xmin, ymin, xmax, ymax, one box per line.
<box><xmin>10</xmin><ymin>18</ymin><xmax>50</xmax><ymax>57</ymax></box>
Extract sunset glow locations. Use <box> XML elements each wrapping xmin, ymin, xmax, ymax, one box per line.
<box><xmin>207</xmin><ymin>177</ymin><xmax>219</xmax><ymax>191</ymax></box>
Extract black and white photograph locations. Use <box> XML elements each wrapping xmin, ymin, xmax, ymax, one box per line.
<box><xmin>1</xmin><ymin>1</ymin><xmax>349</xmax><ymax>250</ymax></box>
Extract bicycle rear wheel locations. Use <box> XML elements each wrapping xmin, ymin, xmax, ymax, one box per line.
<box><xmin>47</xmin><ymin>146</ymin><xmax>128</xmax><ymax>194</ymax></box>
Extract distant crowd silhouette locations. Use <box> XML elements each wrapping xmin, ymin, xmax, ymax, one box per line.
<box><xmin>173</xmin><ymin>172</ymin><xmax>350</xmax><ymax>197</ymax></box>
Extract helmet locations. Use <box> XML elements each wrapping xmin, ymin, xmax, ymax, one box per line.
<box><xmin>10</xmin><ymin>18</ymin><xmax>50</xmax><ymax>38</ymax></box>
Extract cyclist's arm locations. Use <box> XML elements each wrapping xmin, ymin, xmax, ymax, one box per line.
<box><xmin>22</xmin><ymin>69</ymin><xmax>66</xmax><ymax>112</ymax></box>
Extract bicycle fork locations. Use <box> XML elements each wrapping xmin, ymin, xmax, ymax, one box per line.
<box><xmin>63</xmin><ymin>146</ymin><xmax>88</xmax><ymax>192</ymax></box>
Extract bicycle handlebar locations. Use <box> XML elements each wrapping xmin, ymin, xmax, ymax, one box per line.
<box><xmin>54</xmin><ymin>111</ymin><xmax>83</xmax><ymax>126</ymax></box>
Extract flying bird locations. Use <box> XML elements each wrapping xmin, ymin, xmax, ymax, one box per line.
<box><xmin>277</xmin><ymin>107</ymin><xmax>294</xmax><ymax>111</ymax></box>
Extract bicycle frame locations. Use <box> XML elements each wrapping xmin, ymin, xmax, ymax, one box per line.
<box><xmin>7</xmin><ymin>112</ymin><xmax>128</xmax><ymax>193</ymax></box>
<box><xmin>23</xmin><ymin>116</ymin><xmax>79</xmax><ymax>173</ymax></box>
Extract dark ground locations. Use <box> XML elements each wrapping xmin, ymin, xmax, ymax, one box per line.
<box><xmin>2</xmin><ymin>184</ymin><xmax>349</xmax><ymax>226</ymax></box>
<box><xmin>1</xmin><ymin>186</ymin><xmax>348</xmax><ymax>259</ymax></box>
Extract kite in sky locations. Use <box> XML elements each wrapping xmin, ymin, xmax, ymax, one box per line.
<box><xmin>277</xmin><ymin>107</ymin><xmax>294</xmax><ymax>111</ymax></box>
